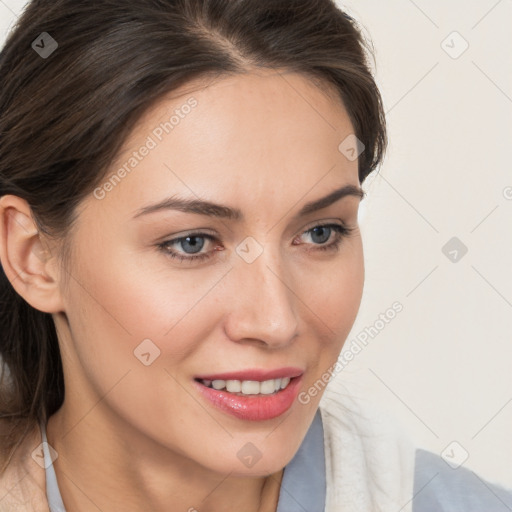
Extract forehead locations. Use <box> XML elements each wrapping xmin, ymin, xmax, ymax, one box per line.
<box><xmin>81</xmin><ymin>69</ymin><xmax>359</xmax><ymax>223</ymax></box>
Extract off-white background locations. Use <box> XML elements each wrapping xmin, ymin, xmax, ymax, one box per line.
<box><xmin>1</xmin><ymin>0</ymin><xmax>511</xmax><ymax>488</ymax></box>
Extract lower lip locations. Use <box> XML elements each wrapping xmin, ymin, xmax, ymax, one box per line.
<box><xmin>193</xmin><ymin>376</ymin><xmax>303</xmax><ymax>421</ymax></box>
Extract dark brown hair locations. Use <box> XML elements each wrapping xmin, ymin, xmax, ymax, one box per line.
<box><xmin>0</xmin><ymin>0</ymin><xmax>386</xmax><ymax>474</ymax></box>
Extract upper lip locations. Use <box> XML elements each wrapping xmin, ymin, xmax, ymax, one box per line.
<box><xmin>195</xmin><ymin>367</ymin><xmax>304</xmax><ymax>382</ymax></box>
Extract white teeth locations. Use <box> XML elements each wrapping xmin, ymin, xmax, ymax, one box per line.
<box><xmin>241</xmin><ymin>381</ymin><xmax>260</xmax><ymax>395</ymax></box>
<box><xmin>201</xmin><ymin>377</ymin><xmax>292</xmax><ymax>395</ymax></box>
<box><xmin>260</xmin><ymin>379</ymin><xmax>276</xmax><ymax>395</ymax></box>
<box><xmin>226</xmin><ymin>380</ymin><xmax>241</xmax><ymax>393</ymax></box>
<box><xmin>212</xmin><ymin>379</ymin><xmax>226</xmax><ymax>390</ymax></box>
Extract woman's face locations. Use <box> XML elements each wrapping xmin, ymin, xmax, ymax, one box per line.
<box><xmin>52</xmin><ymin>69</ymin><xmax>365</xmax><ymax>476</ymax></box>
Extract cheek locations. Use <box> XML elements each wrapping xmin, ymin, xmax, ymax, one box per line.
<box><xmin>57</xmin><ymin>250</ymin><xmax>227</xmax><ymax>442</ymax></box>
<box><xmin>67</xmin><ymin>246</ymin><xmax>231</xmax><ymax>366</ymax></box>
<box><xmin>297</xmin><ymin>241</ymin><xmax>364</xmax><ymax>336</ymax></box>
<box><xmin>60</xmin><ymin>251</ymin><xmax>229</xmax><ymax>446</ymax></box>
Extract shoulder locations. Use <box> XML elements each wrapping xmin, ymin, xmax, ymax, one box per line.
<box><xmin>413</xmin><ymin>448</ymin><xmax>512</xmax><ymax>512</ymax></box>
<box><xmin>0</xmin><ymin>418</ymin><xmax>50</xmax><ymax>511</ymax></box>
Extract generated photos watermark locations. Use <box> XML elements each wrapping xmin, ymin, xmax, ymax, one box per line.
<box><xmin>94</xmin><ymin>97</ymin><xmax>198</xmax><ymax>200</ymax></box>
<box><xmin>298</xmin><ymin>301</ymin><xmax>403</xmax><ymax>404</ymax></box>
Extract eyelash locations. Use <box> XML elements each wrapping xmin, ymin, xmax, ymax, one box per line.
<box><xmin>157</xmin><ymin>223</ymin><xmax>355</xmax><ymax>264</ymax></box>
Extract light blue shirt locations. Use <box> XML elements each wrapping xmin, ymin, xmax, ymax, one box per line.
<box><xmin>412</xmin><ymin>448</ymin><xmax>512</xmax><ymax>511</ymax></box>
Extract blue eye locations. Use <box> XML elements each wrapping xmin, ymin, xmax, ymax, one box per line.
<box><xmin>157</xmin><ymin>234</ymin><xmax>215</xmax><ymax>263</ymax></box>
<box><xmin>157</xmin><ymin>223</ymin><xmax>354</xmax><ymax>263</ymax></box>
<box><xmin>295</xmin><ymin>224</ymin><xmax>354</xmax><ymax>254</ymax></box>
<box><xmin>173</xmin><ymin>235</ymin><xmax>206</xmax><ymax>254</ymax></box>
<box><xmin>306</xmin><ymin>225</ymin><xmax>338</xmax><ymax>245</ymax></box>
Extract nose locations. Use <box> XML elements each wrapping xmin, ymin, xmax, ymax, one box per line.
<box><xmin>223</xmin><ymin>246</ymin><xmax>299</xmax><ymax>349</ymax></box>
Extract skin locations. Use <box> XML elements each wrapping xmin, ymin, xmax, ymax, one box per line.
<box><xmin>0</xmin><ymin>68</ymin><xmax>365</xmax><ymax>511</ymax></box>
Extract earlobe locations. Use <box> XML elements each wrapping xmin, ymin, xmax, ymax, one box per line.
<box><xmin>0</xmin><ymin>194</ymin><xmax>65</xmax><ymax>314</ymax></box>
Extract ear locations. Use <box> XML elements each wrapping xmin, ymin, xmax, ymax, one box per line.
<box><xmin>0</xmin><ymin>194</ymin><xmax>65</xmax><ymax>314</ymax></box>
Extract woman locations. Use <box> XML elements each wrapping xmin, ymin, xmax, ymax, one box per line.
<box><xmin>0</xmin><ymin>1</ymin><xmax>511</xmax><ymax>510</ymax></box>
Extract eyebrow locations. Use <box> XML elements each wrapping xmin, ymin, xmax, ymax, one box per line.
<box><xmin>132</xmin><ymin>184</ymin><xmax>365</xmax><ymax>221</ymax></box>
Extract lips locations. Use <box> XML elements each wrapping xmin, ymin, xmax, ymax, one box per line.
<box><xmin>194</xmin><ymin>366</ymin><xmax>304</xmax><ymax>382</ymax></box>
<box><xmin>193</xmin><ymin>374</ymin><xmax>303</xmax><ymax>421</ymax></box>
